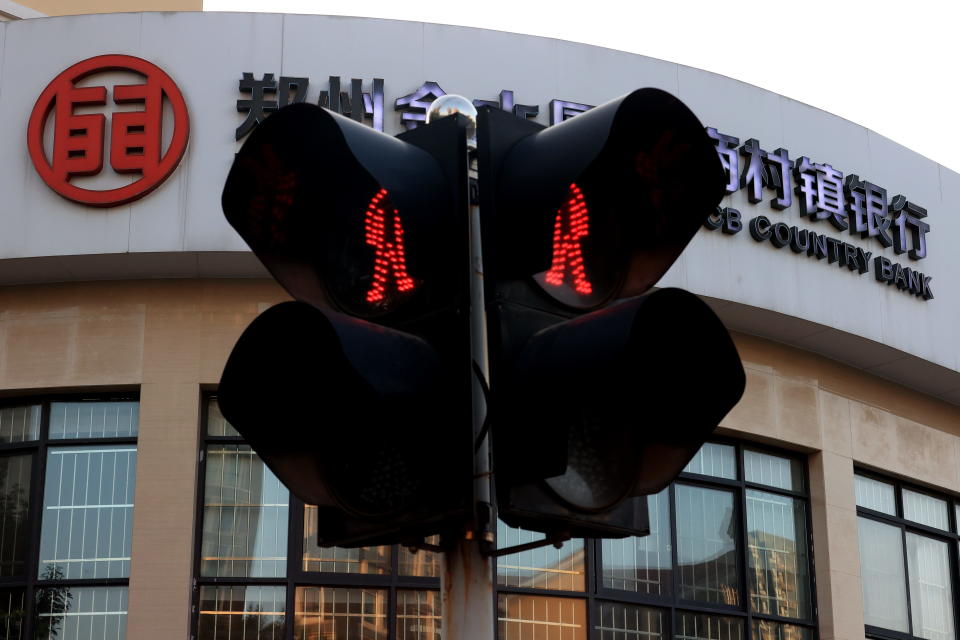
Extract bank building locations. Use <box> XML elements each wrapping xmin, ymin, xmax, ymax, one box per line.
<box><xmin>0</xmin><ymin>2</ymin><xmax>959</xmax><ymax>640</ymax></box>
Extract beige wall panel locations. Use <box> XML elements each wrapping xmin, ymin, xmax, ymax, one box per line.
<box><xmin>818</xmin><ymin>391</ymin><xmax>853</xmax><ymax>457</ymax></box>
<box><xmin>16</xmin><ymin>0</ymin><xmax>200</xmax><ymax>15</ymax></box>
<box><xmin>809</xmin><ymin>451</ymin><xmax>862</xmax><ymax>640</ymax></box>
<box><xmin>195</xmin><ymin>280</ymin><xmax>290</xmax><ymax>384</ymax></box>
<box><xmin>127</xmin><ymin>381</ymin><xmax>200</xmax><ymax>640</ymax></box>
<box><xmin>849</xmin><ymin>401</ymin><xmax>960</xmax><ymax>492</ymax></box>
<box><xmin>720</xmin><ymin>368</ymin><xmax>776</xmax><ymax>437</ymax></box>
<box><xmin>773</xmin><ymin>376</ymin><xmax>821</xmax><ymax>450</ymax></box>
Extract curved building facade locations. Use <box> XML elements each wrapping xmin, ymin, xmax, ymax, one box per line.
<box><xmin>0</xmin><ymin>11</ymin><xmax>958</xmax><ymax>640</ymax></box>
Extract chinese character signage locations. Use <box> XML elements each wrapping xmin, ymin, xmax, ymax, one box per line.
<box><xmin>27</xmin><ymin>54</ymin><xmax>190</xmax><ymax>207</ymax></box>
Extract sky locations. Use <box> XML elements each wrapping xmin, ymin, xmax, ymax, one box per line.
<box><xmin>205</xmin><ymin>0</ymin><xmax>960</xmax><ymax>174</ymax></box>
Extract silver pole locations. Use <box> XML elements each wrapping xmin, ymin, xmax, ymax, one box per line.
<box><xmin>441</xmin><ymin>112</ymin><xmax>495</xmax><ymax>640</ymax></box>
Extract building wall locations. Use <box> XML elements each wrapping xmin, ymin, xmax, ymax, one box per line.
<box><xmin>13</xmin><ymin>0</ymin><xmax>199</xmax><ymax>16</ymax></box>
<box><xmin>0</xmin><ymin>279</ymin><xmax>288</xmax><ymax>639</ymax></box>
<box><xmin>2</xmin><ymin>279</ymin><xmax>958</xmax><ymax>640</ymax></box>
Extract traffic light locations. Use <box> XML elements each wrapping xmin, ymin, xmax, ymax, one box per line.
<box><xmin>218</xmin><ymin>103</ymin><xmax>473</xmax><ymax>547</ymax></box>
<box><xmin>478</xmin><ymin>88</ymin><xmax>747</xmax><ymax>538</ymax></box>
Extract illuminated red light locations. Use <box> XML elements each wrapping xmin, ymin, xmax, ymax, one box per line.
<box><xmin>364</xmin><ymin>188</ymin><xmax>416</xmax><ymax>304</ymax></box>
<box><xmin>544</xmin><ymin>183</ymin><xmax>593</xmax><ymax>295</ymax></box>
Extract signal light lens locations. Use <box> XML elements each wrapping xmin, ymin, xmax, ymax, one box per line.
<box><xmin>363</xmin><ymin>188</ymin><xmax>418</xmax><ymax>305</ymax></box>
<box><xmin>533</xmin><ymin>183</ymin><xmax>620</xmax><ymax>309</ymax></box>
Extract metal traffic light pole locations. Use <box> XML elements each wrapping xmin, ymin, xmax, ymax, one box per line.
<box><xmin>428</xmin><ymin>96</ymin><xmax>497</xmax><ymax>640</ymax></box>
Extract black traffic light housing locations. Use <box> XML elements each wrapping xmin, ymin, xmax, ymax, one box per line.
<box><xmin>219</xmin><ymin>103</ymin><xmax>473</xmax><ymax>547</ymax></box>
<box><xmin>478</xmin><ymin>89</ymin><xmax>746</xmax><ymax>538</ymax></box>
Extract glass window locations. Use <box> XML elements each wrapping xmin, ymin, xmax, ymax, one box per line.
<box><xmin>675</xmin><ymin>611</ymin><xmax>743</xmax><ymax>640</ymax></box>
<box><xmin>675</xmin><ymin>485</ymin><xmax>740</xmax><ymax>606</ymax></box>
<box><xmin>48</xmin><ymin>402</ymin><xmax>138</xmax><ymax>439</ymax></box>
<box><xmin>294</xmin><ymin>587</ymin><xmax>387</xmax><ymax>640</ymax></box>
<box><xmin>396</xmin><ymin>590</ymin><xmax>441</xmax><ymax>640</ymax></box>
<box><xmin>683</xmin><ymin>443</ymin><xmax>737</xmax><ymax>480</ymax></box>
<box><xmin>0</xmin><ymin>588</ymin><xmax>25</xmax><ymax>640</ymax></box>
<box><xmin>0</xmin><ymin>398</ymin><xmax>137</xmax><ymax>640</ymax></box>
<box><xmin>0</xmin><ymin>406</ymin><xmax>39</xmax><ymax>444</ymax></box>
<box><xmin>206</xmin><ymin>400</ymin><xmax>240</xmax><ymax>438</ymax></box>
<box><xmin>858</xmin><ymin>517</ymin><xmax>909</xmax><ymax>632</ymax></box>
<box><xmin>745</xmin><ymin>490</ymin><xmax>810</xmax><ymax>619</ymax></box>
<box><xmin>0</xmin><ymin>455</ymin><xmax>31</xmax><ymax>578</ymax></box>
<box><xmin>855</xmin><ymin>472</ymin><xmax>960</xmax><ymax>640</ymax></box>
<box><xmin>743</xmin><ymin>451</ymin><xmax>802</xmax><ymax>492</ymax></box>
<box><xmin>35</xmin><ymin>585</ymin><xmax>128</xmax><ymax>640</ymax></box>
<box><xmin>195</xmin><ymin>420</ymin><xmax>815</xmax><ymax>640</ymax></box>
<box><xmin>201</xmin><ymin>445</ymin><xmax>288</xmax><ymax>578</ymax></box>
<box><xmin>39</xmin><ymin>446</ymin><xmax>137</xmax><ymax>580</ymax></box>
<box><xmin>750</xmin><ymin>620</ymin><xmax>813</xmax><ymax>640</ymax></box>
<box><xmin>902</xmin><ymin>489</ymin><xmax>949</xmax><ymax>531</ymax></box>
<box><xmin>594</xmin><ymin>443</ymin><xmax>814</xmax><ymax>640</ymax></box>
<box><xmin>197</xmin><ymin>398</ymin><xmax>445</xmax><ymax>640</ymax></box>
<box><xmin>601</xmin><ymin>489</ymin><xmax>671</xmax><ymax>596</ymax></box>
<box><xmin>496</xmin><ymin>522</ymin><xmax>585</xmax><ymax>592</ymax></box>
<box><xmin>595</xmin><ymin>602</ymin><xmax>664</xmax><ymax>640</ymax></box>
<box><xmin>854</xmin><ymin>475</ymin><xmax>896</xmax><ymax>515</ymax></box>
<box><xmin>303</xmin><ymin>506</ymin><xmax>390</xmax><ymax>575</ymax></box>
<box><xmin>197</xmin><ymin>585</ymin><xmax>285</xmax><ymax>640</ymax></box>
<box><xmin>905</xmin><ymin>533</ymin><xmax>954</xmax><ymax>640</ymax></box>
<box><xmin>398</xmin><ymin>540</ymin><xmax>440</xmax><ymax>578</ymax></box>
<box><xmin>497</xmin><ymin>594</ymin><xmax>586</xmax><ymax>640</ymax></box>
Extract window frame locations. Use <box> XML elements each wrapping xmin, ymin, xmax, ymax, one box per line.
<box><xmin>494</xmin><ymin>438</ymin><xmax>818</xmax><ymax>640</ymax></box>
<box><xmin>0</xmin><ymin>392</ymin><xmax>139</xmax><ymax>640</ymax></box>
<box><xmin>192</xmin><ymin>402</ymin><xmax>817</xmax><ymax>640</ymax></box>
<box><xmin>191</xmin><ymin>394</ymin><xmax>441</xmax><ymax>640</ymax></box>
<box><xmin>854</xmin><ymin>468</ymin><xmax>960</xmax><ymax>640</ymax></box>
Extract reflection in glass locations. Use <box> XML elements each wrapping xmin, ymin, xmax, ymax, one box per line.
<box><xmin>683</xmin><ymin>444</ymin><xmax>736</xmax><ymax>480</ymax></box>
<box><xmin>294</xmin><ymin>587</ymin><xmax>386</xmax><ymax>640</ymax></box>
<box><xmin>0</xmin><ymin>456</ymin><xmax>30</xmax><ymax>577</ymax></box>
<box><xmin>49</xmin><ymin>402</ymin><xmax>138</xmax><ymax>439</ymax></box>
<box><xmin>396</xmin><ymin>590</ymin><xmax>440</xmax><ymax>640</ymax></box>
<box><xmin>398</xmin><ymin>538</ymin><xmax>440</xmax><ymax>578</ymax></box>
<box><xmin>0</xmin><ymin>406</ymin><xmax>39</xmax><ymax>444</ymax></box>
<box><xmin>206</xmin><ymin>398</ymin><xmax>240</xmax><ymax>437</ymax></box>
<box><xmin>906</xmin><ymin>533</ymin><xmax>955</xmax><ymax>640</ymax></box>
<box><xmin>743</xmin><ymin>451</ymin><xmax>802</xmax><ymax>492</ymax></box>
<box><xmin>496</xmin><ymin>522</ymin><xmax>584</xmax><ymax>591</ymax></box>
<box><xmin>202</xmin><ymin>445</ymin><xmax>288</xmax><ymax>578</ymax></box>
<box><xmin>854</xmin><ymin>476</ymin><xmax>896</xmax><ymax>515</ymax></box>
<box><xmin>601</xmin><ymin>490</ymin><xmax>671</xmax><ymax>595</ymax></box>
<box><xmin>0</xmin><ymin>588</ymin><xmax>24</xmax><ymax>640</ymax></box>
<box><xmin>674</xmin><ymin>611</ymin><xmax>742</xmax><ymax>640</ymax></box>
<box><xmin>497</xmin><ymin>594</ymin><xmax>585</xmax><ymax>640</ymax></box>
<box><xmin>198</xmin><ymin>585</ymin><xmax>285</xmax><ymax>640</ymax></box>
<box><xmin>595</xmin><ymin>602</ymin><xmax>663</xmax><ymax>640</ymax></box>
<box><xmin>675</xmin><ymin>485</ymin><xmax>740</xmax><ymax>606</ymax></box>
<box><xmin>303</xmin><ymin>506</ymin><xmax>389</xmax><ymax>574</ymax></box>
<box><xmin>903</xmin><ymin>490</ymin><xmax>949</xmax><ymax>531</ymax></box>
<box><xmin>746</xmin><ymin>490</ymin><xmax>810</xmax><ymax>619</ymax></box>
<box><xmin>751</xmin><ymin>620</ymin><xmax>812</xmax><ymax>640</ymax></box>
<box><xmin>858</xmin><ymin>517</ymin><xmax>909</xmax><ymax>632</ymax></box>
<box><xmin>35</xmin><ymin>585</ymin><xmax>126</xmax><ymax>640</ymax></box>
<box><xmin>39</xmin><ymin>446</ymin><xmax>137</xmax><ymax>579</ymax></box>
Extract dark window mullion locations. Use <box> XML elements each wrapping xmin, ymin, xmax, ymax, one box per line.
<box><xmin>20</xmin><ymin>401</ymin><xmax>49</xmax><ymax>640</ymax></box>
<box><xmin>736</xmin><ymin>446</ymin><xmax>753</xmax><ymax>629</ymax></box>
<box><xmin>899</xmin><ymin>519</ymin><xmax>914</xmax><ymax>637</ymax></box>
<box><xmin>286</xmin><ymin>493</ymin><xmax>301</xmax><ymax>640</ymax></box>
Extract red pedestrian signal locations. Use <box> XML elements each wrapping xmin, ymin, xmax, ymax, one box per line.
<box><xmin>219</xmin><ymin>104</ymin><xmax>473</xmax><ymax>547</ymax></box>
<box><xmin>363</xmin><ymin>188</ymin><xmax>417</xmax><ymax>305</ymax></box>
<box><xmin>478</xmin><ymin>88</ymin><xmax>746</xmax><ymax>539</ymax></box>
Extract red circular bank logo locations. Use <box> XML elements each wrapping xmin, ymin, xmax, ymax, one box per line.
<box><xmin>27</xmin><ymin>54</ymin><xmax>190</xmax><ymax>207</ymax></box>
